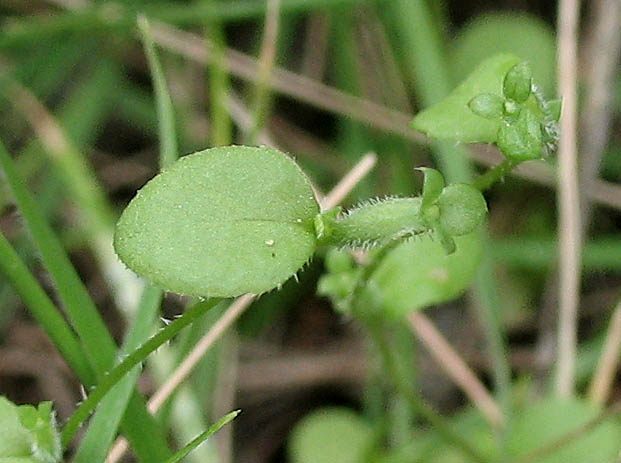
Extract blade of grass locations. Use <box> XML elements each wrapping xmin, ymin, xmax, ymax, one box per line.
<box><xmin>138</xmin><ymin>15</ymin><xmax>177</xmax><ymax>169</ymax></box>
<box><xmin>0</xmin><ymin>0</ymin><xmax>369</xmax><ymax>48</ymax></box>
<box><xmin>164</xmin><ymin>410</ymin><xmax>241</xmax><ymax>463</ymax></box>
<box><xmin>0</xmin><ymin>139</ymin><xmax>171</xmax><ymax>459</ymax></box>
<box><xmin>71</xmin><ymin>286</ymin><xmax>163</xmax><ymax>463</ymax></box>
<box><xmin>0</xmin><ymin>231</ymin><xmax>95</xmax><ymax>384</ymax></box>
<box><xmin>74</xmin><ymin>20</ymin><xmax>183</xmax><ymax>460</ymax></box>
<box><xmin>384</xmin><ymin>0</ymin><xmax>472</xmax><ymax>183</ymax></box>
<box><xmin>61</xmin><ymin>298</ymin><xmax>222</xmax><ymax>446</ymax></box>
<box><xmin>5</xmin><ymin>77</ymin><xmax>144</xmax><ymax>311</ymax></box>
<box><xmin>489</xmin><ymin>236</ymin><xmax>621</xmax><ymax>271</ymax></box>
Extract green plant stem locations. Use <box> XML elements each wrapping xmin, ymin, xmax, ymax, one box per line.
<box><xmin>365</xmin><ymin>321</ymin><xmax>489</xmax><ymax>463</ymax></box>
<box><xmin>60</xmin><ymin>298</ymin><xmax>221</xmax><ymax>447</ymax></box>
<box><xmin>472</xmin><ymin>159</ymin><xmax>520</xmax><ymax>191</ymax></box>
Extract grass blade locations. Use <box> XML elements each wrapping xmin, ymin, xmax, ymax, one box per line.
<box><xmin>137</xmin><ymin>15</ymin><xmax>177</xmax><ymax>169</ymax></box>
<box><xmin>0</xmin><ymin>231</ymin><xmax>95</xmax><ymax>384</ymax></box>
<box><xmin>61</xmin><ymin>298</ymin><xmax>222</xmax><ymax>446</ymax></box>
<box><xmin>0</xmin><ymin>139</ymin><xmax>171</xmax><ymax>459</ymax></box>
<box><xmin>71</xmin><ymin>286</ymin><xmax>163</xmax><ymax>463</ymax></box>
<box><xmin>164</xmin><ymin>410</ymin><xmax>241</xmax><ymax>463</ymax></box>
<box><xmin>74</xmin><ymin>21</ymin><xmax>182</xmax><ymax>459</ymax></box>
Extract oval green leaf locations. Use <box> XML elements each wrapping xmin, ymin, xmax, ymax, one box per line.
<box><xmin>364</xmin><ymin>231</ymin><xmax>483</xmax><ymax>318</ymax></box>
<box><xmin>115</xmin><ymin>146</ymin><xmax>320</xmax><ymax>297</ymax></box>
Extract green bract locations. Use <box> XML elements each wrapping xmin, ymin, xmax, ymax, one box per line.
<box><xmin>437</xmin><ymin>184</ymin><xmax>488</xmax><ymax>236</ymax></box>
<box><xmin>115</xmin><ymin>146</ymin><xmax>319</xmax><ymax>297</ymax></box>
<box><xmin>0</xmin><ymin>397</ymin><xmax>61</xmax><ymax>463</ymax></box>
<box><xmin>412</xmin><ymin>54</ymin><xmax>521</xmax><ymax>143</ymax></box>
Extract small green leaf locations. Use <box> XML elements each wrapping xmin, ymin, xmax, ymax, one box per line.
<box><xmin>364</xmin><ymin>231</ymin><xmax>483</xmax><ymax>318</ymax></box>
<box><xmin>412</xmin><ymin>54</ymin><xmax>521</xmax><ymax>143</ymax></box>
<box><xmin>115</xmin><ymin>146</ymin><xmax>319</xmax><ymax>297</ymax></box>
<box><xmin>497</xmin><ymin>107</ymin><xmax>544</xmax><ymax>161</ymax></box>
<box><xmin>289</xmin><ymin>408</ymin><xmax>374</xmax><ymax>463</ymax></box>
<box><xmin>468</xmin><ymin>93</ymin><xmax>504</xmax><ymax>119</ymax></box>
<box><xmin>503</xmin><ymin>61</ymin><xmax>533</xmax><ymax>103</ymax></box>
<box><xmin>417</xmin><ymin>167</ymin><xmax>445</xmax><ymax>212</ymax></box>
<box><xmin>437</xmin><ymin>184</ymin><xmax>488</xmax><ymax>236</ymax></box>
<box><xmin>0</xmin><ymin>397</ymin><xmax>60</xmax><ymax>463</ymax></box>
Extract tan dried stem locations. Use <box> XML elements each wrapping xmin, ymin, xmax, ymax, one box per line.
<box><xmin>407</xmin><ymin>312</ymin><xmax>504</xmax><ymax>428</ymax></box>
<box><xmin>588</xmin><ymin>300</ymin><xmax>621</xmax><ymax>405</ymax></box>
<box><xmin>579</xmin><ymin>0</ymin><xmax>621</xmax><ymax>226</ymax></box>
<box><xmin>147</xmin><ymin>22</ymin><xmax>621</xmax><ymax>211</ymax></box>
<box><xmin>555</xmin><ymin>0</ymin><xmax>582</xmax><ymax>398</ymax></box>
<box><xmin>105</xmin><ymin>152</ymin><xmax>377</xmax><ymax>463</ymax></box>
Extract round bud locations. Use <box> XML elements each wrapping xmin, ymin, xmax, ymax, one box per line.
<box><xmin>437</xmin><ymin>184</ymin><xmax>488</xmax><ymax>236</ymax></box>
<box><xmin>468</xmin><ymin>93</ymin><xmax>504</xmax><ymax>119</ymax></box>
<box><xmin>503</xmin><ymin>61</ymin><xmax>533</xmax><ymax>103</ymax></box>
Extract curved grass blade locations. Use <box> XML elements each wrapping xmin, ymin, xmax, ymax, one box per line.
<box><xmin>71</xmin><ymin>286</ymin><xmax>163</xmax><ymax>463</ymax></box>
<box><xmin>0</xmin><ymin>231</ymin><xmax>95</xmax><ymax>384</ymax></box>
<box><xmin>61</xmin><ymin>298</ymin><xmax>221</xmax><ymax>446</ymax></box>
<box><xmin>164</xmin><ymin>410</ymin><xmax>241</xmax><ymax>463</ymax></box>
<box><xmin>73</xmin><ymin>21</ymin><xmax>179</xmax><ymax>460</ymax></box>
<box><xmin>0</xmin><ymin>139</ymin><xmax>171</xmax><ymax>459</ymax></box>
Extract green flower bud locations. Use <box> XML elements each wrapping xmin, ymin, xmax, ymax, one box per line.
<box><xmin>468</xmin><ymin>93</ymin><xmax>505</xmax><ymax>119</ymax></box>
<box><xmin>437</xmin><ymin>184</ymin><xmax>487</xmax><ymax>236</ymax></box>
<box><xmin>503</xmin><ymin>62</ymin><xmax>532</xmax><ymax>103</ymax></box>
<box><xmin>497</xmin><ymin>107</ymin><xmax>543</xmax><ymax>161</ymax></box>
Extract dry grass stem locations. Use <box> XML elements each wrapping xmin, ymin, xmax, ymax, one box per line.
<box><xmin>579</xmin><ymin>0</ymin><xmax>621</xmax><ymax>226</ymax></box>
<box><xmin>148</xmin><ymin>22</ymin><xmax>621</xmax><ymax>211</ymax></box>
<box><xmin>588</xmin><ymin>300</ymin><xmax>621</xmax><ymax>405</ymax></box>
<box><xmin>407</xmin><ymin>312</ymin><xmax>504</xmax><ymax>428</ymax></box>
<box><xmin>555</xmin><ymin>0</ymin><xmax>582</xmax><ymax>398</ymax></box>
